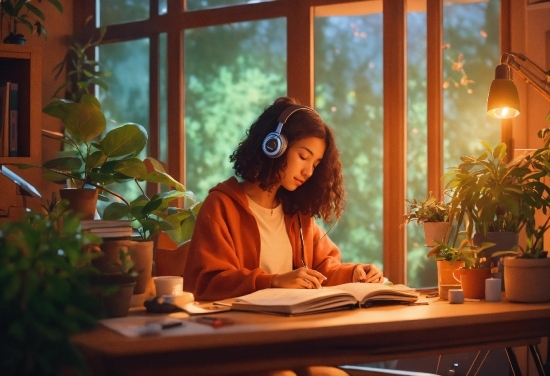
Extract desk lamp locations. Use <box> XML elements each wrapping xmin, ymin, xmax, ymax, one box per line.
<box><xmin>486</xmin><ymin>52</ymin><xmax>550</xmax><ymax>119</ymax></box>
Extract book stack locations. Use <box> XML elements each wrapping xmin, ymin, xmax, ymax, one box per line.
<box><xmin>81</xmin><ymin>219</ymin><xmax>134</xmax><ymax>239</ymax></box>
<box><xmin>0</xmin><ymin>81</ymin><xmax>18</xmax><ymax>157</ymax></box>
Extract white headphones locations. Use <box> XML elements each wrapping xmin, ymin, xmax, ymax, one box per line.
<box><xmin>262</xmin><ymin>105</ymin><xmax>315</xmax><ymax>158</ymax></box>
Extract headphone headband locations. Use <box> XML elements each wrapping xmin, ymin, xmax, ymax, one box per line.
<box><xmin>277</xmin><ymin>105</ymin><xmax>314</xmax><ymax>125</ymax></box>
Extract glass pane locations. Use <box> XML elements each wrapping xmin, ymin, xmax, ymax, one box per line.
<box><xmin>97</xmin><ymin>38</ymin><xmax>150</xmax><ymax>213</ymax></box>
<box><xmin>406</xmin><ymin>9</ymin><xmax>432</xmax><ymax>288</ymax></box>
<box><xmin>406</xmin><ymin>0</ymin><xmax>500</xmax><ymax>289</ymax></box>
<box><xmin>443</xmin><ymin>0</ymin><xmax>501</xmax><ymax>169</ymax></box>
<box><xmin>98</xmin><ymin>0</ymin><xmax>149</xmax><ymax>27</ymax></box>
<box><xmin>184</xmin><ymin>19</ymin><xmax>287</xmax><ymax>200</ymax></box>
<box><xmin>159</xmin><ymin>0</ymin><xmax>168</xmax><ymax>15</ymax></box>
<box><xmin>314</xmin><ymin>13</ymin><xmax>384</xmax><ymax>268</ymax></box>
<box><xmin>185</xmin><ymin>0</ymin><xmax>273</xmax><ymax>12</ymax></box>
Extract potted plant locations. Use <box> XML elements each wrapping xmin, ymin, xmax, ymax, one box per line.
<box><xmin>90</xmin><ymin>248</ymin><xmax>139</xmax><ymax>318</ymax></box>
<box><xmin>0</xmin><ymin>0</ymin><xmax>63</xmax><ymax>44</ymax></box>
<box><xmin>428</xmin><ymin>239</ymin><xmax>495</xmax><ymax>300</ymax></box>
<box><xmin>15</xmin><ymin>94</ymin><xmax>149</xmax><ymax>219</ymax></box>
<box><xmin>98</xmin><ymin>171</ymin><xmax>202</xmax><ymax>294</ymax></box>
<box><xmin>51</xmin><ymin>15</ymin><xmax>110</xmax><ymax>102</ymax></box>
<box><xmin>490</xmin><ymin>129</ymin><xmax>550</xmax><ymax>302</ymax></box>
<box><xmin>0</xmin><ymin>204</ymin><xmax>104</xmax><ymax>375</ymax></box>
<box><xmin>403</xmin><ymin>191</ymin><xmax>452</xmax><ymax>247</ymax></box>
<box><xmin>442</xmin><ymin>141</ymin><xmax>537</xmax><ymax>260</ymax></box>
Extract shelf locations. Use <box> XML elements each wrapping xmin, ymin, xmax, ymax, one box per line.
<box><xmin>0</xmin><ymin>44</ymin><xmax>43</xmax><ymax>216</ymax></box>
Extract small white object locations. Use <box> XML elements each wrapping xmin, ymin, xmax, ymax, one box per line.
<box><xmin>154</xmin><ymin>276</ymin><xmax>184</xmax><ymax>296</ymax></box>
<box><xmin>485</xmin><ymin>278</ymin><xmax>502</xmax><ymax>302</ymax></box>
<box><xmin>448</xmin><ymin>289</ymin><xmax>464</xmax><ymax>304</ymax></box>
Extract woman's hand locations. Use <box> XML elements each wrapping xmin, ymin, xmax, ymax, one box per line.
<box><xmin>353</xmin><ymin>264</ymin><xmax>384</xmax><ymax>283</ymax></box>
<box><xmin>271</xmin><ymin>267</ymin><xmax>327</xmax><ymax>289</ymax></box>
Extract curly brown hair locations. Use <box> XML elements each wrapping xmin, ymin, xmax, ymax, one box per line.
<box><xmin>230</xmin><ymin>97</ymin><xmax>346</xmax><ymax>221</ymax></box>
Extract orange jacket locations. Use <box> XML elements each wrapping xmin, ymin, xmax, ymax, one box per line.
<box><xmin>184</xmin><ymin>177</ymin><xmax>356</xmax><ymax>301</ymax></box>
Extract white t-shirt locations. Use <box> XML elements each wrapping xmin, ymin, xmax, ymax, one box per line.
<box><xmin>246</xmin><ymin>196</ymin><xmax>293</xmax><ymax>274</ymax></box>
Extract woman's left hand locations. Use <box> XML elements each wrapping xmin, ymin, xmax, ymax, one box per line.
<box><xmin>353</xmin><ymin>264</ymin><xmax>384</xmax><ymax>283</ymax></box>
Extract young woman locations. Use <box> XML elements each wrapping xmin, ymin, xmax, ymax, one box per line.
<box><xmin>184</xmin><ymin>97</ymin><xmax>383</xmax><ymax>302</ymax></box>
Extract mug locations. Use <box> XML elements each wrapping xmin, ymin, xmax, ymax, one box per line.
<box><xmin>154</xmin><ymin>276</ymin><xmax>184</xmax><ymax>296</ymax></box>
<box><xmin>452</xmin><ymin>267</ymin><xmax>491</xmax><ymax>299</ymax></box>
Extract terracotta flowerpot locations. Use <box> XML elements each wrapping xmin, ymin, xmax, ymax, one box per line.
<box><xmin>453</xmin><ymin>267</ymin><xmax>491</xmax><ymax>299</ymax></box>
<box><xmin>504</xmin><ymin>257</ymin><xmax>550</xmax><ymax>303</ymax></box>
<box><xmin>59</xmin><ymin>188</ymin><xmax>98</xmax><ymax>220</ymax></box>
<box><xmin>437</xmin><ymin>260</ymin><xmax>464</xmax><ymax>300</ymax></box>
<box><xmin>423</xmin><ymin>222</ymin><xmax>451</xmax><ymax>247</ymax></box>
<box><xmin>103</xmin><ymin>281</ymin><xmax>136</xmax><ymax>318</ymax></box>
<box><xmin>94</xmin><ymin>239</ymin><xmax>154</xmax><ymax>295</ymax></box>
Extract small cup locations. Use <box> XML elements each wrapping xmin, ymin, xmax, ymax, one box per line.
<box><xmin>448</xmin><ymin>289</ymin><xmax>464</xmax><ymax>304</ymax></box>
<box><xmin>154</xmin><ymin>276</ymin><xmax>183</xmax><ymax>296</ymax></box>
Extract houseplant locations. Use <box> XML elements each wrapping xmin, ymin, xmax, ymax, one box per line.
<box><xmin>489</xmin><ymin>129</ymin><xmax>550</xmax><ymax>302</ymax></box>
<box><xmin>0</xmin><ymin>0</ymin><xmax>63</xmax><ymax>44</ymax></box>
<box><xmin>427</xmin><ymin>238</ymin><xmax>495</xmax><ymax>300</ymax></box>
<box><xmin>15</xmin><ymin>94</ymin><xmax>147</xmax><ymax>218</ymax></box>
<box><xmin>51</xmin><ymin>15</ymin><xmax>110</xmax><ymax>102</ymax></box>
<box><xmin>442</xmin><ymin>141</ymin><xmax>539</xmax><ymax>259</ymax></box>
<box><xmin>90</xmin><ymin>248</ymin><xmax>138</xmax><ymax>318</ymax></box>
<box><xmin>403</xmin><ymin>191</ymin><xmax>452</xmax><ymax>246</ymax></box>
<box><xmin>0</xmin><ymin>203</ymin><xmax>104</xmax><ymax>376</ymax></box>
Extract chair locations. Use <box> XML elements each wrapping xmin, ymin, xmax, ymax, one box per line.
<box><xmin>155</xmin><ymin>233</ymin><xmax>190</xmax><ymax>277</ymax></box>
<box><xmin>339</xmin><ymin>366</ymin><xmax>439</xmax><ymax>376</ymax></box>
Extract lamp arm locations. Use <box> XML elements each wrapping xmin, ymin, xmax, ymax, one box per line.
<box><xmin>502</xmin><ymin>52</ymin><xmax>550</xmax><ymax>103</ymax></box>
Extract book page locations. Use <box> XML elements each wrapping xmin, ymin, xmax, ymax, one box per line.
<box><xmin>234</xmin><ymin>288</ymin><xmax>352</xmax><ymax>306</ymax></box>
<box><xmin>326</xmin><ymin>283</ymin><xmax>418</xmax><ymax>304</ymax></box>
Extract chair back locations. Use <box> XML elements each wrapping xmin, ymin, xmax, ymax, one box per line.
<box><xmin>155</xmin><ymin>232</ymin><xmax>190</xmax><ymax>277</ymax></box>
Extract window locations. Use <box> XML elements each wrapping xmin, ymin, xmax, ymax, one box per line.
<box><xmin>80</xmin><ymin>0</ymin><xmax>506</xmax><ymax>286</ymax></box>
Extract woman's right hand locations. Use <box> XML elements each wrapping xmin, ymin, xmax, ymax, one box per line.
<box><xmin>270</xmin><ymin>267</ymin><xmax>327</xmax><ymax>289</ymax></box>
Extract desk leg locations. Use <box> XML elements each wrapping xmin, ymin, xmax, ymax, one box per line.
<box><xmin>529</xmin><ymin>344</ymin><xmax>547</xmax><ymax>376</ymax></box>
<box><xmin>505</xmin><ymin>347</ymin><xmax>523</xmax><ymax>376</ymax></box>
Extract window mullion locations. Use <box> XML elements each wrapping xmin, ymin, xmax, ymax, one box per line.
<box><xmin>383</xmin><ymin>0</ymin><xmax>407</xmax><ymax>285</ymax></box>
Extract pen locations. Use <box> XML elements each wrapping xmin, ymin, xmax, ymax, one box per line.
<box><xmin>161</xmin><ymin>321</ymin><xmax>184</xmax><ymax>330</ymax></box>
<box><xmin>136</xmin><ymin>320</ymin><xmax>184</xmax><ymax>336</ymax></box>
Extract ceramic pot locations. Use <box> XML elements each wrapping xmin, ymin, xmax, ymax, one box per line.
<box><xmin>504</xmin><ymin>257</ymin><xmax>550</xmax><ymax>303</ymax></box>
<box><xmin>423</xmin><ymin>222</ymin><xmax>451</xmax><ymax>247</ymax></box>
<box><xmin>472</xmin><ymin>231</ymin><xmax>519</xmax><ymax>257</ymax></box>
<box><xmin>94</xmin><ymin>239</ymin><xmax>154</xmax><ymax>295</ymax></box>
<box><xmin>3</xmin><ymin>32</ymin><xmax>26</xmax><ymax>44</ymax></box>
<box><xmin>436</xmin><ymin>260</ymin><xmax>464</xmax><ymax>300</ymax></box>
<box><xmin>59</xmin><ymin>188</ymin><xmax>98</xmax><ymax>220</ymax></box>
<box><xmin>103</xmin><ymin>281</ymin><xmax>136</xmax><ymax>317</ymax></box>
<box><xmin>453</xmin><ymin>267</ymin><xmax>491</xmax><ymax>299</ymax></box>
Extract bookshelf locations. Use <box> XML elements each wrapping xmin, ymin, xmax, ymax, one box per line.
<box><xmin>0</xmin><ymin>45</ymin><xmax>43</xmax><ymax>218</ymax></box>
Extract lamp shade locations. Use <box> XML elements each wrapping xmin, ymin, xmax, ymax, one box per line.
<box><xmin>486</xmin><ymin>65</ymin><xmax>520</xmax><ymax>119</ymax></box>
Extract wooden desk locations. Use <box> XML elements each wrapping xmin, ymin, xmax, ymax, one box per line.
<box><xmin>72</xmin><ymin>295</ymin><xmax>550</xmax><ymax>376</ymax></box>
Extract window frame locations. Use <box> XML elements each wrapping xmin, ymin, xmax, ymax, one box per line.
<box><xmin>74</xmin><ymin>0</ymin><xmax>512</xmax><ymax>284</ymax></box>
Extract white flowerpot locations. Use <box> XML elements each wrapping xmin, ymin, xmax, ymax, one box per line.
<box><xmin>423</xmin><ymin>222</ymin><xmax>451</xmax><ymax>247</ymax></box>
<box><xmin>504</xmin><ymin>257</ymin><xmax>550</xmax><ymax>303</ymax></box>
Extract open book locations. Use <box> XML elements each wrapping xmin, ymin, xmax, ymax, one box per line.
<box><xmin>228</xmin><ymin>283</ymin><xmax>419</xmax><ymax>315</ymax></box>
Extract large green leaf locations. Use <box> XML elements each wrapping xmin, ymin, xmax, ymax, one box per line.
<box><xmin>114</xmin><ymin>158</ymin><xmax>148</xmax><ymax>180</ymax></box>
<box><xmin>102</xmin><ymin>202</ymin><xmax>131</xmax><ymax>220</ymax></box>
<box><xmin>98</xmin><ymin>123</ymin><xmax>147</xmax><ymax>158</ymax></box>
<box><xmin>43</xmin><ymin>96</ymin><xmax>106</xmax><ymax>142</ymax></box>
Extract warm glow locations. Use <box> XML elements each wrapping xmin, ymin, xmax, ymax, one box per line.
<box><xmin>486</xmin><ymin>65</ymin><xmax>520</xmax><ymax>119</ymax></box>
<box><xmin>488</xmin><ymin>106</ymin><xmax>520</xmax><ymax>119</ymax></box>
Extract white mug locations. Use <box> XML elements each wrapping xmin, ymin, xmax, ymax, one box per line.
<box><xmin>154</xmin><ymin>276</ymin><xmax>184</xmax><ymax>296</ymax></box>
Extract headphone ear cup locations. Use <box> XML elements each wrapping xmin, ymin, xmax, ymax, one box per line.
<box><xmin>262</xmin><ymin>132</ymin><xmax>287</xmax><ymax>158</ymax></box>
